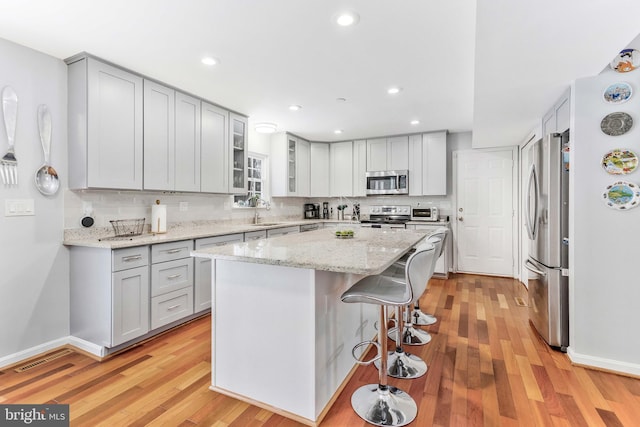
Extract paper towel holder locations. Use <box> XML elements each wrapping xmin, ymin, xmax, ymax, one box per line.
<box><xmin>152</xmin><ymin>199</ymin><xmax>167</xmax><ymax>234</ymax></box>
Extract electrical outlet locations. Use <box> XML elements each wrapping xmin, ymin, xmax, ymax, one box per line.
<box><xmin>179</xmin><ymin>201</ymin><xmax>188</xmax><ymax>212</ymax></box>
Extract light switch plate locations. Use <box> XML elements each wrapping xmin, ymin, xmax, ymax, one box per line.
<box><xmin>5</xmin><ymin>199</ymin><xmax>35</xmax><ymax>216</ymax></box>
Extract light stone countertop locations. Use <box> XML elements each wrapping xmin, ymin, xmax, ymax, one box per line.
<box><xmin>191</xmin><ymin>227</ymin><xmax>431</xmax><ymax>275</ymax></box>
<box><xmin>62</xmin><ymin>219</ymin><xmax>359</xmax><ymax>249</ymax></box>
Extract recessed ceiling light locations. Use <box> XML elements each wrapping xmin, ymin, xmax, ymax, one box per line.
<box><xmin>387</xmin><ymin>87</ymin><xmax>402</xmax><ymax>95</ymax></box>
<box><xmin>335</xmin><ymin>11</ymin><xmax>359</xmax><ymax>27</ymax></box>
<box><xmin>334</xmin><ymin>129</ymin><xmax>343</xmax><ymax>134</ymax></box>
<box><xmin>201</xmin><ymin>56</ymin><xmax>219</xmax><ymax>66</ymax></box>
<box><xmin>255</xmin><ymin>122</ymin><xmax>278</xmax><ymax>134</ymax></box>
<box><xmin>289</xmin><ymin>104</ymin><xmax>302</xmax><ymax>111</ymax></box>
<box><xmin>410</xmin><ymin>120</ymin><xmax>420</xmax><ymax>125</ymax></box>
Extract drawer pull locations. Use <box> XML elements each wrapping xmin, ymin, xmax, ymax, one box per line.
<box><xmin>163</xmin><ymin>248</ymin><xmax>183</xmax><ymax>254</ymax></box>
<box><xmin>167</xmin><ymin>274</ymin><xmax>182</xmax><ymax>280</ymax></box>
<box><xmin>122</xmin><ymin>255</ymin><xmax>143</xmax><ymax>262</ymax></box>
<box><xmin>167</xmin><ymin>304</ymin><xmax>181</xmax><ymax>310</ymax></box>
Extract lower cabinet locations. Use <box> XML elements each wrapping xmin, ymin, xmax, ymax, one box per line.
<box><xmin>406</xmin><ymin>223</ymin><xmax>451</xmax><ymax>277</ymax></box>
<box><xmin>194</xmin><ymin>233</ymin><xmax>244</xmax><ymax>313</ymax></box>
<box><xmin>112</xmin><ymin>265</ymin><xmax>150</xmax><ymax>346</ymax></box>
<box><xmin>266</xmin><ymin>225</ymin><xmax>300</xmax><ymax>238</ymax></box>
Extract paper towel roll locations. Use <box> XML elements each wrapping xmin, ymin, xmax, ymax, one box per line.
<box><xmin>151</xmin><ymin>204</ymin><xmax>167</xmax><ymax>233</ymax></box>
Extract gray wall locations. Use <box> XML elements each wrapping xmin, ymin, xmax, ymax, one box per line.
<box><xmin>0</xmin><ymin>38</ymin><xmax>68</xmax><ymax>361</ymax></box>
<box><xmin>570</xmin><ymin>63</ymin><xmax>640</xmax><ymax>374</ymax></box>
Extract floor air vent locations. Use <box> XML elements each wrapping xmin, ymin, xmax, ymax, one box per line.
<box><xmin>14</xmin><ymin>349</ymin><xmax>74</xmax><ymax>373</ymax></box>
<box><xmin>514</xmin><ymin>297</ymin><xmax>528</xmax><ymax>307</ymax></box>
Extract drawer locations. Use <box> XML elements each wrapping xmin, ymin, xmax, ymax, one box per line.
<box><xmin>244</xmin><ymin>230</ymin><xmax>266</xmax><ymax>241</ymax></box>
<box><xmin>151</xmin><ymin>258</ymin><xmax>193</xmax><ymax>296</ymax></box>
<box><xmin>151</xmin><ymin>287</ymin><xmax>194</xmax><ymax>329</ymax></box>
<box><xmin>195</xmin><ymin>233</ymin><xmax>243</xmax><ymax>249</ymax></box>
<box><xmin>266</xmin><ymin>225</ymin><xmax>300</xmax><ymax>238</ymax></box>
<box><xmin>112</xmin><ymin>246</ymin><xmax>149</xmax><ymax>272</ymax></box>
<box><xmin>151</xmin><ymin>240</ymin><xmax>193</xmax><ymax>264</ymax></box>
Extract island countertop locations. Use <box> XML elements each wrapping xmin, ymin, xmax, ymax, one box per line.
<box><xmin>191</xmin><ymin>227</ymin><xmax>429</xmax><ymax>275</ymax></box>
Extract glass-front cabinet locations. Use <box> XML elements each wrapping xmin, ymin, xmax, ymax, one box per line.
<box><xmin>229</xmin><ymin>113</ymin><xmax>248</xmax><ymax>193</ymax></box>
<box><xmin>288</xmin><ymin>136</ymin><xmax>296</xmax><ymax>193</ymax></box>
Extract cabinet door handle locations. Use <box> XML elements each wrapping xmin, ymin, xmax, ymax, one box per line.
<box><xmin>167</xmin><ymin>304</ymin><xmax>181</xmax><ymax>310</ymax></box>
<box><xmin>167</xmin><ymin>274</ymin><xmax>182</xmax><ymax>280</ymax></box>
<box><xmin>122</xmin><ymin>255</ymin><xmax>142</xmax><ymax>262</ymax></box>
<box><xmin>163</xmin><ymin>248</ymin><xmax>183</xmax><ymax>254</ymax></box>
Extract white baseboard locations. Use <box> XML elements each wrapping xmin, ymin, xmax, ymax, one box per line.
<box><xmin>0</xmin><ymin>337</ymin><xmax>69</xmax><ymax>369</ymax></box>
<box><xmin>0</xmin><ymin>336</ymin><xmax>106</xmax><ymax>369</ymax></box>
<box><xmin>567</xmin><ymin>347</ymin><xmax>640</xmax><ymax>377</ymax></box>
<box><xmin>67</xmin><ymin>336</ymin><xmax>105</xmax><ymax>358</ymax></box>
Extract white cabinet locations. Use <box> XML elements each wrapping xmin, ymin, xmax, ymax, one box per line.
<box><xmin>330</xmin><ymin>141</ymin><xmax>354</xmax><ymax>197</ymax></box>
<box><xmin>201</xmin><ymin>102</ymin><xmax>229</xmax><ymax>193</ymax></box>
<box><xmin>230</xmin><ymin>113</ymin><xmax>248</xmax><ymax>193</ymax></box>
<box><xmin>352</xmin><ymin>139</ymin><xmax>367</xmax><ymax>197</ymax></box>
<box><xmin>143</xmin><ymin>80</ymin><xmax>175</xmax><ymax>191</ymax></box>
<box><xmin>175</xmin><ymin>92</ymin><xmax>201</xmax><ymax>192</ymax></box>
<box><xmin>143</xmin><ymin>82</ymin><xmax>201</xmax><ymax>192</ymax></box>
<box><xmin>194</xmin><ymin>233</ymin><xmax>244</xmax><ymax>313</ymax></box>
<box><xmin>406</xmin><ymin>223</ymin><xmax>451</xmax><ymax>277</ymax></box>
<box><xmin>542</xmin><ymin>88</ymin><xmax>571</xmax><ymax>136</ymax></box>
<box><xmin>408</xmin><ymin>131</ymin><xmax>447</xmax><ymax>196</ymax></box>
<box><xmin>244</xmin><ymin>230</ymin><xmax>267</xmax><ymax>241</ymax></box>
<box><xmin>267</xmin><ymin>225</ymin><xmax>300</xmax><ymax>238</ymax></box>
<box><xmin>310</xmin><ymin>142</ymin><xmax>330</xmax><ymax>197</ymax></box>
<box><xmin>271</xmin><ymin>133</ymin><xmax>310</xmax><ymax>197</ymax></box>
<box><xmin>366</xmin><ymin>136</ymin><xmax>409</xmax><ymax>171</ymax></box>
<box><xmin>150</xmin><ymin>240</ymin><xmax>194</xmax><ymax>329</ymax></box>
<box><xmin>67</xmin><ymin>56</ymin><xmax>143</xmax><ymax>190</ymax></box>
<box><xmin>70</xmin><ymin>245</ymin><xmax>150</xmax><ymax>349</ymax></box>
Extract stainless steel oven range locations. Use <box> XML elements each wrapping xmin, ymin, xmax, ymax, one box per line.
<box><xmin>359</xmin><ymin>205</ymin><xmax>411</xmax><ymax>229</ymax></box>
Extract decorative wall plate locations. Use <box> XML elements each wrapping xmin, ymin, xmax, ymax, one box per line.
<box><xmin>610</xmin><ymin>49</ymin><xmax>640</xmax><ymax>73</ymax></box>
<box><xmin>602</xmin><ymin>149</ymin><xmax>638</xmax><ymax>175</ymax></box>
<box><xmin>603</xmin><ymin>82</ymin><xmax>633</xmax><ymax>104</ymax></box>
<box><xmin>602</xmin><ymin>180</ymin><xmax>640</xmax><ymax>209</ymax></box>
<box><xmin>601</xmin><ymin>112</ymin><xmax>633</xmax><ymax>136</ymax></box>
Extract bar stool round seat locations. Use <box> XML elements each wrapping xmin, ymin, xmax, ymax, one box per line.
<box><xmin>341</xmin><ymin>245</ymin><xmax>436</xmax><ymax>426</ymax></box>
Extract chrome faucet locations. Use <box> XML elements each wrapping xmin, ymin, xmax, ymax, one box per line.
<box><xmin>250</xmin><ymin>196</ymin><xmax>271</xmax><ymax>224</ymax></box>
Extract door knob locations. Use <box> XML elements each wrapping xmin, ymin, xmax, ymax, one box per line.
<box><xmin>458</xmin><ymin>216</ymin><xmax>463</xmax><ymax>222</ymax></box>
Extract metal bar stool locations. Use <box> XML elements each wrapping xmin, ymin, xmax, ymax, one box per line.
<box><xmin>341</xmin><ymin>244</ymin><xmax>436</xmax><ymax>426</ymax></box>
<box><xmin>411</xmin><ymin>228</ymin><xmax>448</xmax><ymax>326</ymax></box>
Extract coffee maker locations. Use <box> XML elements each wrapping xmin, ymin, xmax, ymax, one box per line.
<box><xmin>304</xmin><ymin>203</ymin><xmax>320</xmax><ymax>219</ymax></box>
<box><xmin>322</xmin><ymin>202</ymin><xmax>329</xmax><ymax>219</ymax></box>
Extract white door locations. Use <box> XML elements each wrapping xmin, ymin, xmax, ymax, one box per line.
<box><xmin>455</xmin><ymin>149</ymin><xmax>516</xmax><ymax>276</ymax></box>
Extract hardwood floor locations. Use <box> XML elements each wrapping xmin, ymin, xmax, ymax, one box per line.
<box><xmin>2</xmin><ymin>274</ymin><xmax>639</xmax><ymax>426</ymax></box>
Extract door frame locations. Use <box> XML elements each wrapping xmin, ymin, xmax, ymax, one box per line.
<box><xmin>452</xmin><ymin>146</ymin><xmax>520</xmax><ymax>278</ymax></box>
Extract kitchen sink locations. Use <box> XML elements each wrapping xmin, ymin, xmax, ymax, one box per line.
<box><xmin>251</xmin><ymin>222</ymin><xmax>282</xmax><ymax>226</ymax></box>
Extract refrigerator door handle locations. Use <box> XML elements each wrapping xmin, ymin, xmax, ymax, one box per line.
<box><xmin>525</xmin><ymin>259</ymin><xmax>546</xmax><ymax>276</ymax></box>
<box><xmin>525</xmin><ymin>164</ymin><xmax>539</xmax><ymax>240</ymax></box>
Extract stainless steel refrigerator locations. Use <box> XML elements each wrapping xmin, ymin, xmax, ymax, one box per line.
<box><xmin>524</xmin><ymin>130</ymin><xmax>570</xmax><ymax>351</ymax></box>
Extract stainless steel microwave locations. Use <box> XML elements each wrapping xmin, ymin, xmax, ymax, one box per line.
<box><xmin>365</xmin><ymin>170</ymin><xmax>409</xmax><ymax>195</ymax></box>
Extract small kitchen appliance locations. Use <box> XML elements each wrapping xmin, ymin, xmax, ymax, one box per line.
<box><xmin>365</xmin><ymin>170</ymin><xmax>409</xmax><ymax>196</ymax></box>
<box><xmin>359</xmin><ymin>205</ymin><xmax>411</xmax><ymax>229</ymax></box>
<box><xmin>304</xmin><ymin>203</ymin><xmax>320</xmax><ymax>219</ymax></box>
<box><xmin>411</xmin><ymin>207</ymin><xmax>439</xmax><ymax>222</ymax></box>
<box><xmin>322</xmin><ymin>202</ymin><xmax>329</xmax><ymax>219</ymax></box>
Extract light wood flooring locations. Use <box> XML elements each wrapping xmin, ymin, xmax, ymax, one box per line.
<box><xmin>2</xmin><ymin>274</ymin><xmax>640</xmax><ymax>426</ymax></box>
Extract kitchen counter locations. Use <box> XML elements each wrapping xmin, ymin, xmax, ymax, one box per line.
<box><xmin>191</xmin><ymin>227</ymin><xmax>429</xmax><ymax>425</ymax></box>
<box><xmin>62</xmin><ymin>219</ymin><xmax>327</xmax><ymax>249</ymax></box>
<box><xmin>191</xmin><ymin>227</ymin><xmax>428</xmax><ymax>275</ymax></box>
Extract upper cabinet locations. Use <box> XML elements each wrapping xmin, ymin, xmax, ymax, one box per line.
<box><xmin>366</xmin><ymin>136</ymin><xmax>409</xmax><ymax>171</ymax></box>
<box><xmin>352</xmin><ymin>140</ymin><xmax>367</xmax><ymax>197</ymax></box>
<box><xmin>408</xmin><ymin>131</ymin><xmax>447</xmax><ymax>196</ymax></box>
<box><xmin>542</xmin><ymin>88</ymin><xmax>570</xmax><ymax>137</ymax></box>
<box><xmin>330</xmin><ymin>141</ymin><xmax>354</xmax><ymax>197</ymax></box>
<box><xmin>201</xmin><ymin>102</ymin><xmax>229</xmax><ymax>193</ymax></box>
<box><xmin>174</xmin><ymin>92</ymin><xmax>201</xmax><ymax>192</ymax></box>
<box><xmin>229</xmin><ymin>113</ymin><xmax>248</xmax><ymax>193</ymax></box>
<box><xmin>271</xmin><ymin>133</ymin><xmax>310</xmax><ymax>197</ymax></box>
<box><xmin>67</xmin><ymin>56</ymin><xmax>143</xmax><ymax>190</ymax></box>
<box><xmin>310</xmin><ymin>142</ymin><xmax>330</xmax><ymax>197</ymax></box>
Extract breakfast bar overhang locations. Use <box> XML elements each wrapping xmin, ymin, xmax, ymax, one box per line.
<box><xmin>191</xmin><ymin>227</ymin><xmax>429</xmax><ymax>426</ymax></box>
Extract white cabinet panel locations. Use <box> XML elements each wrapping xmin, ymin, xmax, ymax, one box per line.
<box><xmin>422</xmin><ymin>131</ymin><xmax>447</xmax><ymax>195</ymax></box>
<box><xmin>352</xmin><ymin>140</ymin><xmax>367</xmax><ymax>197</ymax></box>
<box><xmin>143</xmin><ymin>80</ymin><xmax>175</xmax><ymax>191</ymax></box>
<box><xmin>366</xmin><ymin>138</ymin><xmax>387</xmax><ymax>171</ymax></box>
<box><xmin>387</xmin><ymin>135</ymin><xmax>409</xmax><ymax>171</ymax></box>
<box><xmin>272</xmin><ymin>133</ymin><xmax>310</xmax><ymax>197</ymax></box>
<box><xmin>330</xmin><ymin>141</ymin><xmax>353</xmax><ymax>197</ymax></box>
<box><xmin>175</xmin><ymin>92</ymin><xmax>201</xmax><ymax>192</ymax></box>
<box><xmin>297</xmin><ymin>138</ymin><xmax>310</xmax><ymax>197</ymax></box>
<box><xmin>201</xmin><ymin>102</ymin><xmax>229</xmax><ymax>193</ymax></box>
<box><xmin>408</xmin><ymin>134</ymin><xmax>423</xmax><ymax>196</ymax></box>
<box><xmin>229</xmin><ymin>113</ymin><xmax>248</xmax><ymax>193</ymax></box>
<box><xmin>112</xmin><ymin>266</ymin><xmax>149</xmax><ymax>346</ymax></box>
<box><xmin>310</xmin><ymin>142</ymin><xmax>330</xmax><ymax>197</ymax></box>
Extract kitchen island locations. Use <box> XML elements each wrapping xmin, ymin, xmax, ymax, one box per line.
<box><xmin>191</xmin><ymin>227</ymin><xmax>429</xmax><ymax>426</ymax></box>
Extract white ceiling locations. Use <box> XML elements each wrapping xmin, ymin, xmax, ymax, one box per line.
<box><xmin>0</xmin><ymin>0</ymin><xmax>638</xmax><ymax>147</ymax></box>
